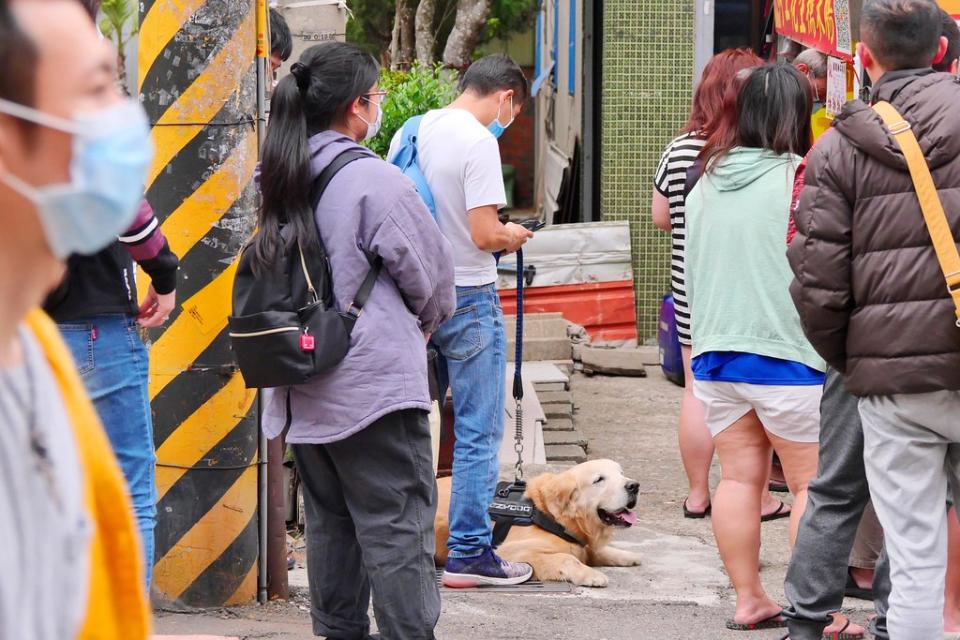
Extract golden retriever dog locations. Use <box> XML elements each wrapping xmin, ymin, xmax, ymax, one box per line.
<box><xmin>435</xmin><ymin>459</ymin><xmax>641</xmax><ymax>587</ymax></box>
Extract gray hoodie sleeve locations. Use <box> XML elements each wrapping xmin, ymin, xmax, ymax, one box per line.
<box><xmin>369</xmin><ymin>187</ymin><xmax>456</xmax><ymax>334</ymax></box>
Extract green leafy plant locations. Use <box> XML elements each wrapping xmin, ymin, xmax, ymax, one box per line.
<box><xmin>365</xmin><ymin>63</ymin><xmax>458</xmax><ymax>158</ymax></box>
<box><xmin>98</xmin><ymin>0</ymin><xmax>139</xmax><ymax>95</ymax></box>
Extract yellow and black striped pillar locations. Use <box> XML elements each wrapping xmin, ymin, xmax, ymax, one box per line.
<box><xmin>139</xmin><ymin>0</ymin><xmax>261</xmax><ymax>607</ymax></box>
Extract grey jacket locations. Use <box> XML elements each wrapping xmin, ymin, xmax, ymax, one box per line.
<box><xmin>262</xmin><ymin>132</ymin><xmax>456</xmax><ymax>443</ymax></box>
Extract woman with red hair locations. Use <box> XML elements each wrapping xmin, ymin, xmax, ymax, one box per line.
<box><xmin>652</xmin><ymin>49</ymin><xmax>793</xmax><ymax>523</ymax></box>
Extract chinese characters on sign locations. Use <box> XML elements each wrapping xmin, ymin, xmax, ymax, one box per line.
<box><xmin>826</xmin><ymin>57</ymin><xmax>847</xmax><ymax>118</ymax></box>
<box><xmin>774</xmin><ymin>0</ymin><xmax>849</xmax><ymax>59</ymax></box>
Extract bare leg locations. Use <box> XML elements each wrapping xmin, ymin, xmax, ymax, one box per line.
<box><xmin>713</xmin><ymin>411</ymin><xmax>782</xmax><ymax>625</ymax></box>
<box><xmin>679</xmin><ymin>345</ymin><xmax>713</xmax><ymax>512</ymax></box>
<box><xmin>768</xmin><ymin>431</ymin><xmax>819</xmax><ymax>546</ymax></box>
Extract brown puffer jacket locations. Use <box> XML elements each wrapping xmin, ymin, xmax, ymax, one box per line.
<box><xmin>788</xmin><ymin>69</ymin><xmax>960</xmax><ymax>396</ymax></box>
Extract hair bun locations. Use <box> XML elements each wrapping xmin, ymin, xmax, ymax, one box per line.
<box><xmin>290</xmin><ymin>62</ymin><xmax>310</xmax><ymax>91</ymax></box>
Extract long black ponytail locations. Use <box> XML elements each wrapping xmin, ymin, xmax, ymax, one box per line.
<box><xmin>251</xmin><ymin>41</ymin><xmax>380</xmax><ymax>275</ymax></box>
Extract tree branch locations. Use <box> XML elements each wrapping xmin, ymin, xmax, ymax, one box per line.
<box><xmin>441</xmin><ymin>0</ymin><xmax>491</xmax><ymax>69</ymax></box>
<box><xmin>415</xmin><ymin>0</ymin><xmax>438</xmax><ymax>64</ymax></box>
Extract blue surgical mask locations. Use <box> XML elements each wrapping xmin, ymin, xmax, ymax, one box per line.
<box><xmin>488</xmin><ymin>95</ymin><xmax>515</xmax><ymax>139</ymax></box>
<box><xmin>0</xmin><ymin>98</ymin><xmax>153</xmax><ymax>259</ymax></box>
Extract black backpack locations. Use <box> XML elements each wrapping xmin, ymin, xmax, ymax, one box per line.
<box><xmin>228</xmin><ymin>150</ymin><xmax>381</xmax><ymax>389</ymax></box>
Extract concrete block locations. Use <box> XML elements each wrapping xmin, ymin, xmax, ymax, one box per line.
<box><xmin>510</xmin><ymin>337</ymin><xmax>572</xmax><ymax>362</ymax></box>
<box><xmin>543</xmin><ymin>405</ymin><xmax>573</xmax><ymax>420</ymax></box>
<box><xmin>546</xmin><ymin>360</ymin><xmax>575</xmax><ymax>376</ymax></box>
<box><xmin>545</xmin><ymin>444</ymin><xmax>587</xmax><ymax>463</ymax></box>
<box><xmin>580</xmin><ymin>346</ymin><xmax>650</xmax><ymax>377</ymax></box>
<box><xmin>537</xmin><ymin>390</ymin><xmax>572</xmax><ymax>404</ymax></box>
<box><xmin>541</xmin><ymin>400</ymin><xmax>573</xmax><ymax>413</ymax></box>
<box><xmin>542</xmin><ymin>417</ymin><xmax>574</xmax><ymax>431</ymax></box>
<box><xmin>534</xmin><ymin>381</ymin><xmax>569</xmax><ymax>392</ymax></box>
<box><xmin>543</xmin><ymin>429</ymin><xmax>588</xmax><ymax>449</ymax></box>
<box><xmin>504</xmin><ymin>313</ymin><xmax>569</xmax><ymax>339</ymax></box>
<box><xmin>521</xmin><ymin>362</ymin><xmax>570</xmax><ymax>385</ymax></box>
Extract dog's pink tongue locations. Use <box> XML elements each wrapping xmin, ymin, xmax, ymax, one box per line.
<box><xmin>621</xmin><ymin>510</ymin><xmax>638</xmax><ymax>525</ymax></box>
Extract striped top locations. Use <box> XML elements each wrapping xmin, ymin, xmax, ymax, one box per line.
<box><xmin>654</xmin><ymin>132</ymin><xmax>706</xmax><ymax>345</ymax></box>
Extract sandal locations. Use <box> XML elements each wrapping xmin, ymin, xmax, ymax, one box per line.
<box><xmin>726</xmin><ymin>614</ymin><xmax>787</xmax><ymax>631</ymax></box>
<box><xmin>683</xmin><ymin>499</ymin><xmax>711</xmax><ymax>519</ymax></box>
<box><xmin>761</xmin><ymin>501</ymin><xmax>792</xmax><ymax>522</ymax></box>
<box><xmin>822</xmin><ymin>619</ymin><xmax>863</xmax><ymax>640</ymax></box>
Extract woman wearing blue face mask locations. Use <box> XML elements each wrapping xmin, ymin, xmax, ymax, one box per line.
<box><xmin>255</xmin><ymin>41</ymin><xmax>455</xmax><ymax>640</ymax></box>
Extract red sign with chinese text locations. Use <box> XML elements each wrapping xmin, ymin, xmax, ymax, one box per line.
<box><xmin>775</xmin><ymin>0</ymin><xmax>851</xmax><ymax>59</ymax></box>
<box><xmin>776</xmin><ymin>1</ymin><xmax>960</xmax><ymax>57</ymax></box>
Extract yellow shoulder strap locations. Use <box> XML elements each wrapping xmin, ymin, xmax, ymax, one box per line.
<box><xmin>872</xmin><ymin>100</ymin><xmax>960</xmax><ymax>326</ymax></box>
<box><xmin>25</xmin><ymin>310</ymin><xmax>151</xmax><ymax>639</ymax></box>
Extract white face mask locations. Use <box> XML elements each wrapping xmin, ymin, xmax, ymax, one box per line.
<box><xmin>357</xmin><ymin>97</ymin><xmax>382</xmax><ymax>141</ymax></box>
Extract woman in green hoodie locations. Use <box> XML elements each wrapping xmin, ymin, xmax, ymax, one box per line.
<box><xmin>685</xmin><ymin>63</ymin><xmax>824</xmax><ymax>632</ymax></box>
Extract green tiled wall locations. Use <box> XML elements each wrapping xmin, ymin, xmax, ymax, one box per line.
<box><xmin>601</xmin><ymin>1</ymin><xmax>695</xmax><ymax>342</ymax></box>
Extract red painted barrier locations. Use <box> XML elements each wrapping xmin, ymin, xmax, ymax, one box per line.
<box><xmin>498</xmin><ymin>280</ymin><xmax>637</xmax><ymax>342</ymax></box>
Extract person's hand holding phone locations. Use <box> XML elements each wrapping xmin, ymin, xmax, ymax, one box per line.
<box><xmin>504</xmin><ymin>222</ymin><xmax>535</xmax><ymax>253</ymax></box>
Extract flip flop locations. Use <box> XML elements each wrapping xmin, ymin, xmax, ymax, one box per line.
<box><xmin>726</xmin><ymin>614</ymin><xmax>787</xmax><ymax>631</ymax></box>
<box><xmin>844</xmin><ymin>569</ymin><xmax>874</xmax><ymax>601</ymax></box>
<box><xmin>683</xmin><ymin>499</ymin><xmax>711</xmax><ymax>519</ymax></box>
<box><xmin>769</xmin><ymin>480</ymin><xmax>790</xmax><ymax>493</ymax></box>
<box><xmin>761</xmin><ymin>500</ymin><xmax>792</xmax><ymax>522</ymax></box>
<box><xmin>822</xmin><ymin>619</ymin><xmax>864</xmax><ymax>640</ymax></box>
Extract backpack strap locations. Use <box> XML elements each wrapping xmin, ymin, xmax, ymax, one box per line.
<box><xmin>872</xmin><ymin>101</ymin><xmax>960</xmax><ymax>327</ymax></box>
<box><xmin>305</xmin><ymin>149</ymin><xmax>385</xmax><ymax>331</ymax></box>
<box><xmin>399</xmin><ymin>115</ymin><xmax>423</xmax><ymax>164</ymax></box>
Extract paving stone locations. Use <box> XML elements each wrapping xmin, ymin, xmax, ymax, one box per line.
<box><xmin>543</xmin><ymin>429</ymin><xmax>588</xmax><ymax>449</ymax></box>
<box><xmin>537</xmin><ymin>390</ymin><xmax>573</xmax><ymax>404</ymax></box>
<box><xmin>546</xmin><ymin>360</ymin><xmax>575</xmax><ymax>376</ymax></box>
<box><xmin>542</xmin><ymin>417</ymin><xmax>575</xmax><ymax>431</ymax></box>
<box><xmin>545</xmin><ymin>444</ymin><xmax>587</xmax><ymax>463</ymax></box>
<box><xmin>521</xmin><ymin>362</ymin><xmax>570</xmax><ymax>385</ymax></box>
<box><xmin>542</xmin><ymin>403</ymin><xmax>573</xmax><ymax>419</ymax></box>
<box><xmin>533</xmin><ymin>381</ymin><xmax>568</xmax><ymax>392</ymax></box>
<box><xmin>580</xmin><ymin>346</ymin><xmax>650</xmax><ymax>377</ymax></box>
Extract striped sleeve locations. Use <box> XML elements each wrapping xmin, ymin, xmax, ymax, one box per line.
<box><xmin>119</xmin><ymin>200</ymin><xmax>179</xmax><ymax>295</ymax></box>
<box><xmin>654</xmin><ymin>141</ymin><xmax>673</xmax><ymax>196</ymax></box>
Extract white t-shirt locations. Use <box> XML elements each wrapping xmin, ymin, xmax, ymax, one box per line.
<box><xmin>389</xmin><ymin>108</ymin><xmax>507</xmax><ymax>287</ymax></box>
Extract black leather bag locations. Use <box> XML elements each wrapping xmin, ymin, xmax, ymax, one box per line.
<box><xmin>228</xmin><ymin>150</ymin><xmax>380</xmax><ymax>389</ymax></box>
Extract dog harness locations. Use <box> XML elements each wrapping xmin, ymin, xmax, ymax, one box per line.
<box><xmin>489</xmin><ymin>481</ymin><xmax>587</xmax><ymax>548</ymax></box>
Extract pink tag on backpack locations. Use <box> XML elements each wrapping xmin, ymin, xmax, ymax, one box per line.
<box><xmin>300</xmin><ymin>333</ymin><xmax>315</xmax><ymax>352</ymax></box>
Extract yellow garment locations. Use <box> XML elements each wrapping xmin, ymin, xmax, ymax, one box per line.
<box><xmin>26</xmin><ymin>310</ymin><xmax>151</xmax><ymax>640</ymax></box>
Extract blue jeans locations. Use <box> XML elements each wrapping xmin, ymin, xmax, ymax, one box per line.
<box><xmin>430</xmin><ymin>284</ymin><xmax>506</xmax><ymax>558</ymax></box>
<box><xmin>60</xmin><ymin>314</ymin><xmax>157</xmax><ymax>588</ymax></box>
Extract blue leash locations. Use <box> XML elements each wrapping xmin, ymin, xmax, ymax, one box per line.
<box><xmin>512</xmin><ymin>248</ymin><xmax>525</xmax><ymax>483</ymax></box>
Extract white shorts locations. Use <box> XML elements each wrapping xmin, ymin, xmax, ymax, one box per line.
<box><xmin>693</xmin><ymin>380</ymin><xmax>822</xmax><ymax>443</ymax></box>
